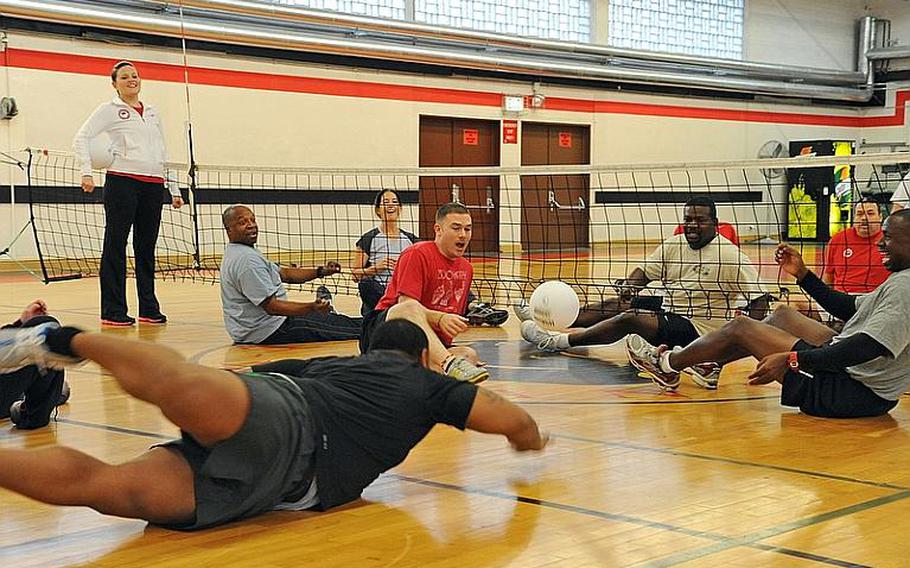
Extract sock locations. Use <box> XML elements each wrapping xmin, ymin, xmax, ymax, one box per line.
<box><xmin>659</xmin><ymin>349</ymin><xmax>681</xmax><ymax>374</ymax></box>
<box><xmin>556</xmin><ymin>334</ymin><xmax>572</xmax><ymax>350</ymax></box>
<box><xmin>44</xmin><ymin>326</ymin><xmax>84</xmax><ymax>358</ymax></box>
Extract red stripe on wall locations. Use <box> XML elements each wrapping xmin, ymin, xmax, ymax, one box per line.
<box><xmin>4</xmin><ymin>47</ymin><xmax>907</xmax><ymax>128</ymax></box>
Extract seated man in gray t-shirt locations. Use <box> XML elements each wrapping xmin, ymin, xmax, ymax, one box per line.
<box><xmin>220</xmin><ymin>205</ymin><xmax>362</xmax><ymax>344</ymax></box>
<box><xmin>626</xmin><ymin>210</ymin><xmax>910</xmax><ymax>419</ymax></box>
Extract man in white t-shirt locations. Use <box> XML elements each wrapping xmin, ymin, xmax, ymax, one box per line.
<box><xmin>519</xmin><ymin>197</ymin><xmax>770</xmax><ymax>389</ymax></box>
<box><xmin>890</xmin><ymin>170</ymin><xmax>910</xmax><ymax>213</ymax></box>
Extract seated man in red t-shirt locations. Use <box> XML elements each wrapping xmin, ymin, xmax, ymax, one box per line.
<box><xmin>359</xmin><ymin>203</ymin><xmax>488</xmax><ymax>384</ymax></box>
<box><xmin>823</xmin><ymin>198</ymin><xmax>889</xmax><ymax>293</ymax></box>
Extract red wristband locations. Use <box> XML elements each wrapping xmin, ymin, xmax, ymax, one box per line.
<box><xmin>787</xmin><ymin>351</ymin><xmax>799</xmax><ymax>371</ymax></box>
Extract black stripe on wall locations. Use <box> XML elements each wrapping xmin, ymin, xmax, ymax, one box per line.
<box><xmin>1</xmin><ymin>186</ymin><xmax>420</xmax><ymax>205</ymax></box>
<box><xmin>594</xmin><ymin>191</ymin><xmax>762</xmax><ymax>204</ymax></box>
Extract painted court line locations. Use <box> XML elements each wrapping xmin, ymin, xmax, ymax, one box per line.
<box><xmin>391</xmin><ymin>474</ymin><xmax>875</xmax><ymax>568</ymax></box>
<box><xmin>555</xmin><ymin>432</ymin><xmax>910</xmax><ymax>491</ymax></box>
<box><xmin>515</xmin><ymin>395</ymin><xmax>780</xmax><ymax>405</ymax></box>
<box><xmin>641</xmin><ymin>490</ymin><xmax>910</xmax><ymax>567</ymax></box>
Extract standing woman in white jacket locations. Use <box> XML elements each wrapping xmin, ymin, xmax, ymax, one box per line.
<box><xmin>74</xmin><ymin>61</ymin><xmax>184</xmax><ymax>326</ymax></box>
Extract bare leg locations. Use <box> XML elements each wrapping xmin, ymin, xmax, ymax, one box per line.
<box><xmin>385</xmin><ymin>302</ymin><xmax>454</xmax><ymax>372</ymax></box>
<box><xmin>573</xmin><ymin>297</ymin><xmax>630</xmax><ymax>328</ymax></box>
<box><xmin>70</xmin><ymin>332</ymin><xmax>250</xmax><ymax>447</ymax></box>
<box><xmin>568</xmin><ymin>311</ymin><xmax>661</xmax><ymax>347</ymax></box>
<box><xmin>763</xmin><ymin>305</ymin><xmax>836</xmax><ymax>347</ymax></box>
<box><xmin>668</xmin><ymin>316</ymin><xmax>800</xmax><ymax>371</ymax></box>
<box><xmin>0</xmin><ymin>446</ymin><xmax>194</xmax><ymax>524</ymax></box>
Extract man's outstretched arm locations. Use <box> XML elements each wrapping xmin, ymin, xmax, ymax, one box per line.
<box><xmin>465</xmin><ymin>388</ymin><xmax>548</xmax><ymax>451</ymax></box>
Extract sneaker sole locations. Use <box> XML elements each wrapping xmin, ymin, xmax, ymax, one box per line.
<box><xmin>468</xmin><ymin>371</ymin><xmax>489</xmax><ymax>384</ymax></box>
<box><xmin>101</xmin><ymin>319</ymin><xmax>134</xmax><ymax>327</ymax></box>
<box><xmin>685</xmin><ymin>368</ymin><xmax>719</xmax><ymax>390</ymax></box>
<box><xmin>137</xmin><ymin>317</ymin><xmax>167</xmax><ymax>324</ymax></box>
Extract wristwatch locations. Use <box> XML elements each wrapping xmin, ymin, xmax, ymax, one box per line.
<box><xmin>787</xmin><ymin>351</ymin><xmax>799</xmax><ymax>371</ymax></box>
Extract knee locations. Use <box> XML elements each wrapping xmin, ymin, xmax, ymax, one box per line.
<box><xmin>724</xmin><ymin>315</ymin><xmax>755</xmax><ymax>338</ymax></box>
<box><xmin>765</xmin><ymin>304</ymin><xmax>797</xmax><ymax>325</ymax></box>
<box><xmin>387</xmin><ymin>301</ymin><xmax>423</xmax><ymax>322</ymax></box>
<box><xmin>612</xmin><ymin>311</ymin><xmax>645</xmax><ymax>334</ymax></box>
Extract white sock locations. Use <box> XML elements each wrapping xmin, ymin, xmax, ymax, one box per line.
<box><xmin>659</xmin><ymin>348</ymin><xmax>681</xmax><ymax>373</ymax></box>
<box><xmin>556</xmin><ymin>334</ymin><xmax>571</xmax><ymax>350</ymax></box>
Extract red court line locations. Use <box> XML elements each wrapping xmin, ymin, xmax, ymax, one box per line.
<box><xmin>4</xmin><ymin>47</ymin><xmax>908</xmax><ymax>128</ymax></box>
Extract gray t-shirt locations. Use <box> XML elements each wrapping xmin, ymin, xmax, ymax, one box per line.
<box><xmin>220</xmin><ymin>243</ymin><xmax>287</xmax><ymax>343</ymax></box>
<box><xmin>837</xmin><ymin>269</ymin><xmax>910</xmax><ymax>399</ymax></box>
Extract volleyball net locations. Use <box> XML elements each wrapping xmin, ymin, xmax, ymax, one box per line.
<box><xmin>17</xmin><ymin>148</ymin><xmax>909</xmax><ymax>314</ymax></box>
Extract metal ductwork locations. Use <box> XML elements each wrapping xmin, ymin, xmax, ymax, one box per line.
<box><xmin>0</xmin><ymin>0</ymin><xmax>881</xmax><ymax>103</ymax></box>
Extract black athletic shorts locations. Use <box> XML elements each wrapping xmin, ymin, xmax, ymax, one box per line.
<box><xmin>653</xmin><ymin>312</ymin><xmax>701</xmax><ymax>348</ymax></box>
<box><xmin>155</xmin><ymin>373</ymin><xmax>317</xmax><ymax>530</ymax></box>
<box><xmin>359</xmin><ymin>308</ymin><xmax>390</xmax><ymax>353</ymax></box>
<box><xmin>780</xmin><ymin>340</ymin><xmax>898</xmax><ymax>418</ymax></box>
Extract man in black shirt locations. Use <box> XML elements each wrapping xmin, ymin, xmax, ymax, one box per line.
<box><xmin>0</xmin><ymin>318</ymin><xmax>548</xmax><ymax>530</ymax></box>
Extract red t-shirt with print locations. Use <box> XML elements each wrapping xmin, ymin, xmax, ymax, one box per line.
<box><xmin>824</xmin><ymin>227</ymin><xmax>889</xmax><ymax>293</ymax></box>
<box><xmin>376</xmin><ymin>241</ymin><xmax>473</xmax><ymax>343</ymax></box>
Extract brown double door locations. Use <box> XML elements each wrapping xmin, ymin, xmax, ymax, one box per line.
<box><xmin>520</xmin><ymin>122</ymin><xmax>590</xmax><ymax>251</ymax></box>
<box><xmin>418</xmin><ymin>116</ymin><xmax>500</xmax><ymax>255</ymax></box>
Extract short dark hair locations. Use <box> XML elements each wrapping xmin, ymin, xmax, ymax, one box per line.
<box><xmin>110</xmin><ymin>61</ymin><xmax>136</xmax><ymax>81</ymax></box>
<box><xmin>367</xmin><ymin>319</ymin><xmax>428</xmax><ymax>361</ymax></box>
<box><xmin>855</xmin><ymin>197</ymin><xmax>882</xmax><ymax>213</ymax></box>
<box><xmin>221</xmin><ymin>204</ymin><xmax>251</xmax><ymax>230</ymax></box>
<box><xmin>373</xmin><ymin>189</ymin><xmax>402</xmax><ymax>209</ymax></box>
<box><xmin>436</xmin><ymin>202</ymin><xmax>470</xmax><ymax>223</ymax></box>
<box><xmin>684</xmin><ymin>196</ymin><xmax>718</xmax><ymax>221</ymax></box>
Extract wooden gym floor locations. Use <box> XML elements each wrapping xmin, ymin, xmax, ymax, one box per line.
<box><xmin>1</xmin><ymin>267</ymin><xmax>908</xmax><ymax>568</ymax></box>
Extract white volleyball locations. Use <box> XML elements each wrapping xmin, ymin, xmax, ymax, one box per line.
<box><xmin>529</xmin><ymin>281</ymin><xmax>580</xmax><ymax>330</ymax></box>
<box><xmin>89</xmin><ymin>135</ymin><xmax>115</xmax><ymax>170</ymax></box>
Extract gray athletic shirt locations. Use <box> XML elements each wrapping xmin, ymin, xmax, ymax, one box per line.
<box><xmin>838</xmin><ymin>268</ymin><xmax>910</xmax><ymax>399</ymax></box>
<box><xmin>220</xmin><ymin>243</ymin><xmax>287</xmax><ymax>343</ymax></box>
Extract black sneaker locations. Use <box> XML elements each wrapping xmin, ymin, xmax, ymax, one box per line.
<box><xmin>8</xmin><ymin>374</ymin><xmax>68</xmax><ymax>430</ymax></box>
<box><xmin>138</xmin><ymin>313</ymin><xmax>167</xmax><ymax>324</ymax></box>
<box><xmin>466</xmin><ymin>302</ymin><xmax>509</xmax><ymax>327</ymax></box>
<box><xmin>101</xmin><ymin>315</ymin><xmax>135</xmax><ymax>327</ymax></box>
<box><xmin>315</xmin><ymin>285</ymin><xmax>336</xmax><ymax>313</ymax></box>
<box><xmin>57</xmin><ymin>380</ymin><xmax>71</xmax><ymax>406</ymax></box>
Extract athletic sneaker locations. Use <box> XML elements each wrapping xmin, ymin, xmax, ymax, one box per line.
<box><xmin>0</xmin><ymin>322</ymin><xmax>84</xmax><ymax>371</ymax></box>
<box><xmin>512</xmin><ymin>299</ymin><xmax>533</xmax><ymax>322</ymax></box>
<box><xmin>138</xmin><ymin>313</ymin><xmax>167</xmax><ymax>324</ymax></box>
<box><xmin>625</xmin><ymin>334</ymin><xmax>680</xmax><ymax>391</ymax></box>
<box><xmin>520</xmin><ymin>320</ymin><xmax>562</xmax><ymax>353</ymax></box>
<box><xmin>443</xmin><ymin>355</ymin><xmax>489</xmax><ymax>384</ymax></box>
<box><xmin>466</xmin><ymin>302</ymin><xmax>509</xmax><ymax>327</ymax></box>
<box><xmin>315</xmin><ymin>285</ymin><xmax>337</xmax><ymax>313</ymax></box>
<box><xmin>101</xmin><ymin>315</ymin><xmax>135</xmax><ymax>327</ymax></box>
<box><xmin>686</xmin><ymin>362</ymin><xmax>721</xmax><ymax>390</ymax></box>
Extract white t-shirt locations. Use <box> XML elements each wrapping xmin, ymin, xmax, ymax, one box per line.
<box><xmin>890</xmin><ymin>171</ymin><xmax>910</xmax><ymax>209</ymax></box>
<box><xmin>642</xmin><ymin>234</ymin><xmax>768</xmax><ymax>334</ymax></box>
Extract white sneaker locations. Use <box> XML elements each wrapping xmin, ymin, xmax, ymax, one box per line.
<box><xmin>625</xmin><ymin>334</ymin><xmax>680</xmax><ymax>391</ymax></box>
<box><xmin>512</xmin><ymin>299</ymin><xmax>533</xmax><ymax>322</ymax></box>
<box><xmin>443</xmin><ymin>356</ymin><xmax>489</xmax><ymax>384</ymax></box>
<box><xmin>686</xmin><ymin>363</ymin><xmax>721</xmax><ymax>390</ymax></box>
<box><xmin>520</xmin><ymin>320</ymin><xmax>563</xmax><ymax>353</ymax></box>
<box><xmin>0</xmin><ymin>323</ymin><xmax>83</xmax><ymax>372</ymax></box>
